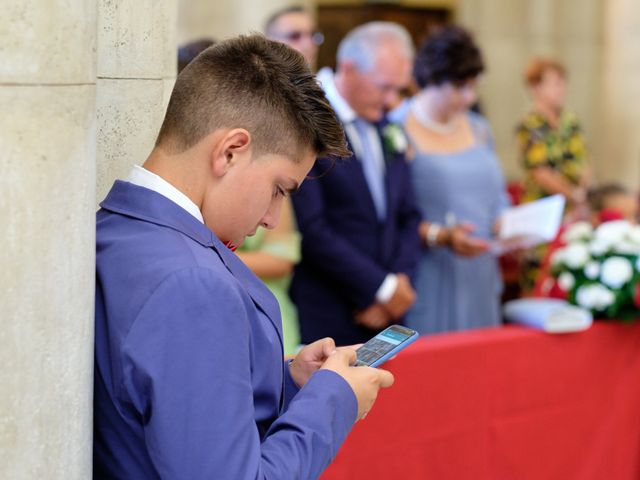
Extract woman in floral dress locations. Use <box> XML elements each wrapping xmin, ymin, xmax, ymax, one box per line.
<box><xmin>516</xmin><ymin>57</ymin><xmax>591</xmax><ymax>291</ymax></box>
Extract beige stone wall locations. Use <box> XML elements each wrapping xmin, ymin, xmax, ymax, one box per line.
<box><xmin>455</xmin><ymin>0</ymin><xmax>638</xmax><ymax>189</ymax></box>
<box><xmin>456</xmin><ymin>0</ymin><xmax>605</xmax><ymax>182</ymax></box>
<box><xmin>0</xmin><ymin>1</ymin><xmax>97</xmax><ymax>478</ymax></box>
<box><xmin>177</xmin><ymin>0</ymin><xmax>314</xmax><ymax>44</ymax></box>
<box><xmin>0</xmin><ymin>0</ymin><xmax>177</xmax><ymax>478</ymax></box>
<box><xmin>96</xmin><ymin>0</ymin><xmax>177</xmax><ymax>203</ymax></box>
<box><xmin>600</xmin><ymin>0</ymin><xmax>640</xmax><ymax>189</ymax></box>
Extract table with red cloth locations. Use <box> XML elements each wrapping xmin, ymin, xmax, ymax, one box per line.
<box><xmin>322</xmin><ymin>321</ymin><xmax>640</xmax><ymax>480</ymax></box>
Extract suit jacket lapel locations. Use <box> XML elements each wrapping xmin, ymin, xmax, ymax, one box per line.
<box><xmin>210</xmin><ymin>239</ymin><xmax>284</xmax><ymax>342</ymax></box>
<box><xmin>102</xmin><ymin>181</ymin><xmax>284</xmax><ymax>345</ymax></box>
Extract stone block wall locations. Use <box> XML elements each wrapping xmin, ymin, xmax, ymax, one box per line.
<box><xmin>0</xmin><ymin>1</ymin><xmax>176</xmax><ymax>477</ymax></box>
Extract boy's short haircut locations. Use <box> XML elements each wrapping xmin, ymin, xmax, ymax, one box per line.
<box><xmin>156</xmin><ymin>34</ymin><xmax>350</xmax><ymax>161</ymax></box>
<box><xmin>177</xmin><ymin>38</ymin><xmax>216</xmax><ymax>73</ymax></box>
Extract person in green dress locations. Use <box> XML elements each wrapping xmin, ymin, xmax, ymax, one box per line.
<box><xmin>236</xmin><ymin>198</ymin><xmax>301</xmax><ymax>355</ymax></box>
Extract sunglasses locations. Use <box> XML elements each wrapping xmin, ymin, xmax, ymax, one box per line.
<box><xmin>276</xmin><ymin>30</ymin><xmax>324</xmax><ymax>46</ymax></box>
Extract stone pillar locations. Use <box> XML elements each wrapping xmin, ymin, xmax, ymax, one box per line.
<box><xmin>0</xmin><ymin>2</ymin><xmax>96</xmax><ymax>478</ymax></box>
<box><xmin>1</xmin><ymin>0</ymin><xmax>178</xmax><ymax>477</ymax></box>
<box><xmin>96</xmin><ymin>0</ymin><xmax>178</xmax><ymax>203</ymax></box>
<box><xmin>600</xmin><ymin>0</ymin><xmax>640</xmax><ymax>188</ymax></box>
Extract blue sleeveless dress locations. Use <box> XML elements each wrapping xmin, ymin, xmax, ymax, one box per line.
<box><xmin>400</xmin><ymin>110</ymin><xmax>508</xmax><ymax>334</ymax></box>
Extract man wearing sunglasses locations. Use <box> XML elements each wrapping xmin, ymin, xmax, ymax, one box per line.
<box><xmin>265</xmin><ymin>6</ymin><xmax>324</xmax><ymax>69</ymax></box>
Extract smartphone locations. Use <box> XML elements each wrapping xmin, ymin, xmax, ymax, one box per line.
<box><xmin>354</xmin><ymin>325</ymin><xmax>418</xmax><ymax>368</ymax></box>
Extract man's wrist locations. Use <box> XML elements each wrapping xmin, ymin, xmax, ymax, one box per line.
<box><xmin>375</xmin><ymin>273</ymin><xmax>398</xmax><ymax>303</ymax></box>
<box><xmin>426</xmin><ymin>223</ymin><xmax>441</xmax><ymax>247</ymax></box>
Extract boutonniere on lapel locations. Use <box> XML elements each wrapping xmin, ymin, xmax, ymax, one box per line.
<box><xmin>381</xmin><ymin>123</ymin><xmax>408</xmax><ymax>158</ymax></box>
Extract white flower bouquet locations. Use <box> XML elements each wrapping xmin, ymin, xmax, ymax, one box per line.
<box><xmin>550</xmin><ymin>220</ymin><xmax>640</xmax><ymax>319</ymax></box>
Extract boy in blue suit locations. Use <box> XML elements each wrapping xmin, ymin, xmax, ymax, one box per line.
<box><xmin>291</xmin><ymin>22</ymin><xmax>422</xmax><ymax>345</ymax></box>
<box><xmin>94</xmin><ymin>35</ymin><xmax>394</xmax><ymax>479</ymax></box>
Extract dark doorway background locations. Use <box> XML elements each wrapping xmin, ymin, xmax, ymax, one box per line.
<box><xmin>316</xmin><ymin>3</ymin><xmax>452</xmax><ymax>70</ymax></box>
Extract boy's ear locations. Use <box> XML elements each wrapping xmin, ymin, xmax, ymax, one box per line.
<box><xmin>211</xmin><ymin>128</ymin><xmax>251</xmax><ymax>177</ymax></box>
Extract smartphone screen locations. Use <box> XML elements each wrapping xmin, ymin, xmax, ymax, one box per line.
<box><xmin>354</xmin><ymin>325</ymin><xmax>418</xmax><ymax>367</ymax></box>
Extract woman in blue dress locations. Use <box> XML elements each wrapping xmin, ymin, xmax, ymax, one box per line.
<box><xmin>394</xmin><ymin>26</ymin><xmax>509</xmax><ymax>334</ymax></box>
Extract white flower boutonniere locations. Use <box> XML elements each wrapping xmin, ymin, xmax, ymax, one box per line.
<box><xmin>382</xmin><ymin>124</ymin><xmax>408</xmax><ymax>155</ymax></box>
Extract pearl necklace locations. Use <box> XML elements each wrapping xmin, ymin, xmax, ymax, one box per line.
<box><xmin>410</xmin><ymin>98</ymin><xmax>460</xmax><ymax>135</ymax></box>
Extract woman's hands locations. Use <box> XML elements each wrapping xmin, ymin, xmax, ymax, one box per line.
<box><xmin>448</xmin><ymin>223</ymin><xmax>491</xmax><ymax>256</ymax></box>
<box><xmin>420</xmin><ymin>220</ymin><xmax>490</xmax><ymax>257</ymax></box>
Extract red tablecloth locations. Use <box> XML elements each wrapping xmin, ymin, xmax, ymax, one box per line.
<box><xmin>322</xmin><ymin>322</ymin><xmax>640</xmax><ymax>480</ymax></box>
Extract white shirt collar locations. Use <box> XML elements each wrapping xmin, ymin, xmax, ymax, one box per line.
<box><xmin>317</xmin><ymin>67</ymin><xmax>357</xmax><ymax>124</ymax></box>
<box><xmin>126</xmin><ymin>165</ymin><xmax>204</xmax><ymax>223</ymax></box>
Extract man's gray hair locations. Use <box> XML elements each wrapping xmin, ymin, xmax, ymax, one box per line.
<box><xmin>337</xmin><ymin>22</ymin><xmax>414</xmax><ymax>72</ymax></box>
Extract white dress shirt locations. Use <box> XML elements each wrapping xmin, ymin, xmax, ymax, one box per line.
<box><xmin>126</xmin><ymin>165</ymin><xmax>204</xmax><ymax>224</ymax></box>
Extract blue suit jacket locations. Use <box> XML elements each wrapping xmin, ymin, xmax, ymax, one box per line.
<box><xmin>94</xmin><ymin>181</ymin><xmax>357</xmax><ymax>479</ymax></box>
<box><xmin>291</xmin><ymin>120</ymin><xmax>422</xmax><ymax>345</ymax></box>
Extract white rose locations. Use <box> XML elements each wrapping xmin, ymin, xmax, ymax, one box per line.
<box><xmin>589</xmin><ymin>239</ymin><xmax>610</xmax><ymax>257</ymax></box>
<box><xmin>383</xmin><ymin>124</ymin><xmax>407</xmax><ymax>153</ymax></box>
<box><xmin>558</xmin><ymin>272</ymin><xmax>575</xmax><ymax>291</ymax></box>
<box><xmin>393</xmin><ymin>130</ymin><xmax>408</xmax><ymax>152</ymax></box>
<box><xmin>600</xmin><ymin>256</ymin><xmax>633</xmax><ymax>289</ymax></box>
<box><xmin>594</xmin><ymin>220</ymin><xmax>632</xmax><ymax>246</ymax></box>
<box><xmin>613</xmin><ymin>241</ymin><xmax>640</xmax><ymax>255</ymax></box>
<box><xmin>562</xmin><ymin>221</ymin><xmax>593</xmax><ymax>243</ymax></box>
<box><xmin>563</xmin><ymin>243</ymin><xmax>590</xmax><ymax>269</ymax></box>
<box><xmin>627</xmin><ymin>225</ymin><xmax>640</xmax><ymax>245</ymax></box>
<box><xmin>584</xmin><ymin>261</ymin><xmax>600</xmax><ymax>280</ymax></box>
<box><xmin>576</xmin><ymin>284</ymin><xmax>615</xmax><ymax>310</ymax></box>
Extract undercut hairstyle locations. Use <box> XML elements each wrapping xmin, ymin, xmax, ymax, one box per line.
<box><xmin>523</xmin><ymin>57</ymin><xmax>566</xmax><ymax>87</ymax></box>
<box><xmin>337</xmin><ymin>21</ymin><xmax>414</xmax><ymax>73</ymax></box>
<box><xmin>178</xmin><ymin>38</ymin><xmax>216</xmax><ymax>73</ymax></box>
<box><xmin>413</xmin><ymin>25</ymin><xmax>484</xmax><ymax>88</ymax></box>
<box><xmin>264</xmin><ymin>6</ymin><xmax>306</xmax><ymax>35</ymax></box>
<box><xmin>156</xmin><ymin>34</ymin><xmax>350</xmax><ymax>161</ymax></box>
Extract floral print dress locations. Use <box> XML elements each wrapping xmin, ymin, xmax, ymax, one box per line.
<box><xmin>516</xmin><ymin>110</ymin><xmax>587</xmax><ymax>203</ymax></box>
<box><xmin>515</xmin><ymin>110</ymin><xmax>588</xmax><ymax>291</ymax></box>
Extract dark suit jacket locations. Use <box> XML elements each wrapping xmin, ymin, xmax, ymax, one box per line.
<box><xmin>291</xmin><ymin>119</ymin><xmax>422</xmax><ymax>345</ymax></box>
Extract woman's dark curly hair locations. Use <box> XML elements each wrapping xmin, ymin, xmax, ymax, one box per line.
<box><xmin>413</xmin><ymin>25</ymin><xmax>484</xmax><ymax>88</ymax></box>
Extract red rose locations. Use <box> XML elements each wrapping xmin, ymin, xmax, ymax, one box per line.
<box><xmin>549</xmin><ymin>280</ymin><xmax>568</xmax><ymax>300</ymax></box>
<box><xmin>599</xmin><ymin>208</ymin><xmax>625</xmax><ymax>224</ymax></box>
<box><xmin>634</xmin><ymin>282</ymin><xmax>640</xmax><ymax>308</ymax></box>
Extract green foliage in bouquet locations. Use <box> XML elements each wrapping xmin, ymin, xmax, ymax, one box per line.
<box><xmin>550</xmin><ymin>221</ymin><xmax>640</xmax><ymax>320</ymax></box>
